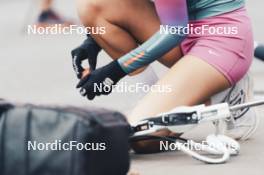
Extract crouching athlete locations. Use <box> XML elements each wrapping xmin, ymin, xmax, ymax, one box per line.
<box><xmin>71</xmin><ymin>0</ymin><xmax>259</xmax><ymax>153</ymax></box>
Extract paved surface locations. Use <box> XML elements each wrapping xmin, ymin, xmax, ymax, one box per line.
<box><xmin>0</xmin><ymin>0</ymin><xmax>264</xmax><ymax>174</ymax></box>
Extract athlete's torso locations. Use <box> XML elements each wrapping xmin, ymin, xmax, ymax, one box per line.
<box><xmin>187</xmin><ymin>0</ymin><xmax>245</xmax><ymax>20</ymax></box>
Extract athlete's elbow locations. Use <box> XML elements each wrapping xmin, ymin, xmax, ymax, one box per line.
<box><xmin>171</xmin><ymin>32</ymin><xmax>187</xmax><ymax>44</ymax></box>
<box><xmin>180</xmin><ymin>32</ymin><xmax>187</xmax><ymax>41</ymax></box>
<box><xmin>179</xmin><ymin>31</ymin><xmax>188</xmax><ymax>40</ymax></box>
<box><xmin>181</xmin><ymin>22</ymin><xmax>188</xmax><ymax>36</ymax></box>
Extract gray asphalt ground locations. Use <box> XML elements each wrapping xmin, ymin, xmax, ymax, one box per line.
<box><xmin>0</xmin><ymin>0</ymin><xmax>264</xmax><ymax>174</ymax></box>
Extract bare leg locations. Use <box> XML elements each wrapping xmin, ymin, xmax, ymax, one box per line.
<box><xmin>129</xmin><ymin>56</ymin><xmax>230</xmax><ymax>123</ymax></box>
<box><xmin>76</xmin><ymin>0</ymin><xmax>182</xmax><ymax>67</ymax></box>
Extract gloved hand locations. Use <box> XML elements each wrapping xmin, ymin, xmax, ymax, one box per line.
<box><xmin>71</xmin><ymin>35</ymin><xmax>101</xmax><ymax>79</ymax></box>
<box><xmin>76</xmin><ymin>60</ymin><xmax>127</xmax><ymax>100</ymax></box>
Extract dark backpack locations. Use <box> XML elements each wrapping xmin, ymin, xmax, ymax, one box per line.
<box><xmin>0</xmin><ymin>100</ymin><xmax>130</xmax><ymax>175</ymax></box>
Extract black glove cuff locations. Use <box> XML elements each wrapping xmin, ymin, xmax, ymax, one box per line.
<box><xmin>107</xmin><ymin>60</ymin><xmax>127</xmax><ymax>82</ymax></box>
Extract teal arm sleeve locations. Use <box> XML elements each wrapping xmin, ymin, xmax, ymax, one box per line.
<box><xmin>118</xmin><ymin>30</ymin><xmax>186</xmax><ymax>73</ymax></box>
<box><xmin>117</xmin><ymin>0</ymin><xmax>188</xmax><ymax>74</ymax></box>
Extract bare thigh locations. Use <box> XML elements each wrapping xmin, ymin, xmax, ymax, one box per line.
<box><xmin>129</xmin><ymin>55</ymin><xmax>230</xmax><ymax>123</ymax></box>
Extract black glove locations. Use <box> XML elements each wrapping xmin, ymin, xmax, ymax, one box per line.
<box><xmin>76</xmin><ymin>60</ymin><xmax>127</xmax><ymax>100</ymax></box>
<box><xmin>71</xmin><ymin>35</ymin><xmax>101</xmax><ymax>79</ymax></box>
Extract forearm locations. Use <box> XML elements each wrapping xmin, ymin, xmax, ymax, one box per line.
<box><xmin>118</xmin><ymin>30</ymin><xmax>186</xmax><ymax>73</ymax></box>
<box><xmin>117</xmin><ymin>0</ymin><xmax>188</xmax><ymax>74</ymax></box>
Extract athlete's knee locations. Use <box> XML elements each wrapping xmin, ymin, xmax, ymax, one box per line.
<box><xmin>77</xmin><ymin>0</ymin><xmax>105</xmax><ymax>26</ymax></box>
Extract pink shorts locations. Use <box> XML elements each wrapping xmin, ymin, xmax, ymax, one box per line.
<box><xmin>180</xmin><ymin>7</ymin><xmax>254</xmax><ymax>85</ymax></box>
